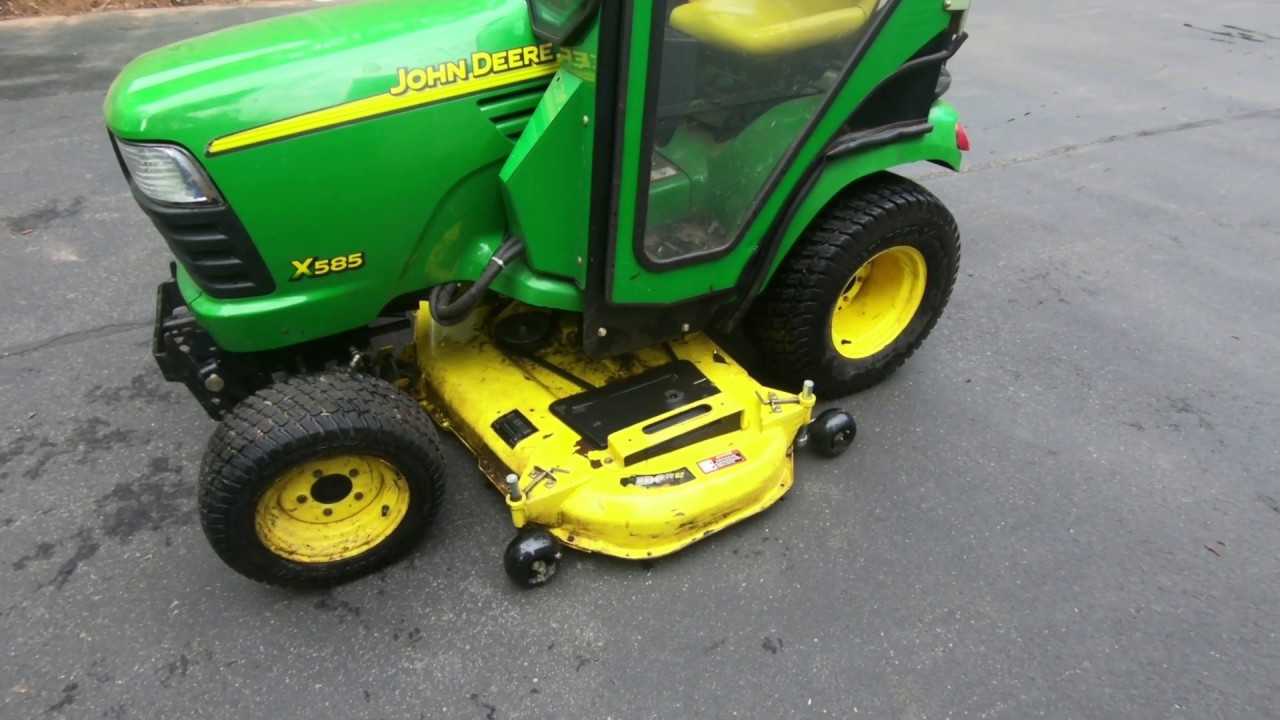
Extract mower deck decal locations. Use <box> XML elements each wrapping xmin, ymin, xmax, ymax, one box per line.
<box><xmin>206</xmin><ymin>44</ymin><xmax>561</xmax><ymax>156</ymax></box>
<box><xmin>621</xmin><ymin>468</ymin><xmax>695</xmax><ymax>489</ymax></box>
<box><xmin>698</xmin><ymin>450</ymin><xmax>746</xmax><ymax>474</ymax></box>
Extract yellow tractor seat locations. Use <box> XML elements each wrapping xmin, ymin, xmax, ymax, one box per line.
<box><xmin>669</xmin><ymin>0</ymin><xmax>878</xmax><ymax>56</ymax></box>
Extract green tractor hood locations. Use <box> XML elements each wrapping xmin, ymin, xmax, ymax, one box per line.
<box><xmin>104</xmin><ymin>0</ymin><xmax>577</xmax><ymax>352</ymax></box>
<box><xmin>106</xmin><ymin>0</ymin><xmax>548</xmax><ymax>152</ymax></box>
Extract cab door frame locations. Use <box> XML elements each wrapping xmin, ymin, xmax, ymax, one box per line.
<box><xmin>584</xmin><ymin>0</ymin><xmax>733</xmax><ymax>357</ymax></box>
<box><xmin>582</xmin><ymin>0</ymin><xmax>932</xmax><ymax>358</ymax></box>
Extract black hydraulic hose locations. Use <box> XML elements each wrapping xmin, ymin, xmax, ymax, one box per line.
<box><xmin>428</xmin><ymin>237</ymin><xmax>526</xmax><ymax>326</ymax></box>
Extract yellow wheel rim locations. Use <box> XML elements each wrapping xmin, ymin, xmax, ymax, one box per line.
<box><xmin>254</xmin><ymin>454</ymin><xmax>411</xmax><ymax>564</ymax></box>
<box><xmin>830</xmin><ymin>246</ymin><xmax>928</xmax><ymax>360</ymax></box>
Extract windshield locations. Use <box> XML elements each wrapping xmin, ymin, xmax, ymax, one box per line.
<box><xmin>527</xmin><ymin>0</ymin><xmax>599</xmax><ymax>44</ymax></box>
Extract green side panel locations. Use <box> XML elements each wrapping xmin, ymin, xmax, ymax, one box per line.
<box><xmin>500</xmin><ymin>20</ymin><xmax>602</xmax><ymax>291</ymax></box>
<box><xmin>764</xmin><ymin>101</ymin><xmax>962</xmax><ymax>286</ymax></box>
<box><xmin>500</xmin><ymin>70</ymin><xmax>595</xmax><ymax>287</ymax></box>
<box><xmin>191</xmin><ymin>103</ymin><xmax>511</xmax><ymax>351</ymax></box>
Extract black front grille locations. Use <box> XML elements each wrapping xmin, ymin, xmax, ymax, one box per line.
<box><xmin>133</xmin><ymin>195</ymin><xmax>275</xmax><ymax>299</ymax></box>
<box><xmin>111</xmin><ymin>135</ymin><xmax>274</xmax><ymax>299</ymax></box>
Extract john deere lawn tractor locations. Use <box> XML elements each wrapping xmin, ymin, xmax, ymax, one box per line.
<box><xmin>104</xmin><ymin>0</ymin><xmax>972</xmax><ymax>587</ymax></box>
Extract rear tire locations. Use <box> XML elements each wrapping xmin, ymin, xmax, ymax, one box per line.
<box><xmin>199</xmin><ymin>372</ymin><xmax>446</xmax><ymax>587</ymax></box>
<box><xmin>747</xmin><ymin>173</ymin><xmax>960</xmax><ymax>398</ymax></box>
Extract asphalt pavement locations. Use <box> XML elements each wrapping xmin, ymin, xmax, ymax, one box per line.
<box><xmin>2</xmin><ymin>1</ymin><xmax>1278</xmax><ymax>718</ymax></box>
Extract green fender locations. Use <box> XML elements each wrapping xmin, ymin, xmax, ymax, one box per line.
<box><xmin>762</xmin><ymin>101</ymin><xmax>964</xmax><ymax>287</ymax></box>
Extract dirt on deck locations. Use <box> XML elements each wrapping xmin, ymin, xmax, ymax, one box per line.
<box><xmin>0</xmin><ymin>0</ymin><xmax>259</xmax><ymax>20</ymax></box>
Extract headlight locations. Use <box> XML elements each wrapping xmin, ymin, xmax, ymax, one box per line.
<box><xmin>115</xmin><ymin>140</ymin><xmax>221</xmax><ymax>205</ymax></box>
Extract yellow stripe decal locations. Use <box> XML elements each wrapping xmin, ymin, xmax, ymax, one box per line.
<box><xmin>207</xmin><ymin>44</ymin><xmax>562</xmax><ymax>156</ymax></box>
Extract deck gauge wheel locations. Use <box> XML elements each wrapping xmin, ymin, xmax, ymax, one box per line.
<box><xmin>809</xmin><ymin>408</ymin><xmax>857</xmax><ymax>458</ymax></box>
<box><xmin>503</xmin><ymin>528</ymin><xmax>563</xmax><ymax>588</ymax></box>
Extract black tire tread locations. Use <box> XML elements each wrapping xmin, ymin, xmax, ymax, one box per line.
<box><xmin>748</xmin><ymin>173</ymin><xmax>961</xmax><ymax>397</ymax></box>
<box><xmin>199</xmin><ymin>372</ymin><xmax>446</xmax><ymax>587</ymax></box>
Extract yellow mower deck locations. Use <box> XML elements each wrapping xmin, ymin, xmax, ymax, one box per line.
<box><xmin>413</xmin><ymin>303</ymin><xmax>813</xmax><ymax>559</ymax></box>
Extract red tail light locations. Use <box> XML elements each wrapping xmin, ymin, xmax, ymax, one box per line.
<box><xmin>956</xmin><ymin>123</ymin><xmax>971</xmax><ymax>152</ymax></box>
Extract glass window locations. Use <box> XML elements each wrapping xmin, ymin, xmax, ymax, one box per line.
<box><xmin>639</xmin><ymin>0</ymin><xmax>883</xmax><ymax>264</ymax></box>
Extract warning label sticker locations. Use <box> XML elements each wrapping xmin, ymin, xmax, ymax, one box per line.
<box><xmin>697</xmin><ymin>450</ymin><xmax>746</xmax><ymax>474</ymax></box>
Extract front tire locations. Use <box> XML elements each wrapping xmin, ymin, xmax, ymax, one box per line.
<box><xmin>199</xmin><ymin>372</ymin><xmax>446</xmax><ymax>587</ymax></box>
<box><xmin>748</xmin><ymin>174</ymin><xmax>960</xmax><ymax>398</ymax></box>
